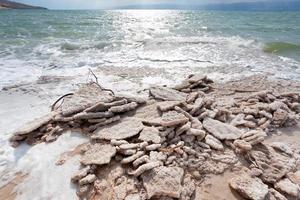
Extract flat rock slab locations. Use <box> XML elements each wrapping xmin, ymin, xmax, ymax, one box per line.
<box><xmin>203</xmin><ymin>118</ymin><xmax>243</xmax><ymax>140</ymax></box>
<box><xmin>138</xmin><ymin>127</ymin><xmax>161</xmax><ymax>144</ymax></box>
<box><xmin>142</xmin><ymin>166</ymin><xmax>184</xmax><ymax>199</ymax></box>
<box><xmin>149</xmin><ymin>87</ymin><xmax>187</xmax><ymax>101</ymax></box>
<box><xmin>161</xmin><ymin>111</ymin><xmax>189</xmax><ymax>127</ymax></box>
<box><xmin>13</xmin><ymin>111</ymin><xmax>57</xmax><ymax>136</ymax></box>
<box><xmin>249</xmin><ymin>145</ymin><xmax>296</xmax><ymax>184</ymax></box>
<box><xmin>62</xmin><ymin>84</ymin><xmax>114</xmax><ymax>116</ymax></box>
<box><xmin>92</xmin><ymin>117</ymin><xmax>144</xmax><ymax>140</ymax></box>
<box><xmin>81</xmin><ymin>144</ymin><xmax>116</xmax><ymax>165</ymax></box>
<box><xmin>229</xmin><ymin>174</ymin><xmax>269</xmax><ymax>200</ymax></box>
<box><xmin>275</xmin><ymin>178</ymin><xmax>300</xmax><ymax>197</ymax></box>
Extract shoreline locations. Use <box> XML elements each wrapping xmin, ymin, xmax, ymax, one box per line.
<box><xmin>1</xmin><ymin>73</ymin><xmax>299</xmax><ymax>199</ymax></box>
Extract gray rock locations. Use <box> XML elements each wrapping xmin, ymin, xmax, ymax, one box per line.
<box><xmin>92</xmin><ymin>117</ymin><xmax>144</xmax><ymax>140</ymax></box>
<box><xmin>142</xmin><ymin>166</ymin><xmax>184</xmax><ymax>199</ymax></box>
<box><xmin>203</xmin><ymin>118</ymin><xmax>242</xmax><ymax>140</ymax></box>
<box><xmin>229</xmin><ymin>174</ymin><xmax>269</xmax><ymax>200</ymax></box>
<box><xmin>161</xmin><ymin>111</ymin><xmax>189</xmax><ymax>127</ymax></box>
<box><xmin>81</xmin><ymin>144</ymin><xmax>116</xmax><ymax>165</ymax></box>
<box><xmin>149</xmin><ymin>87</ymin><xmax>187</xmax><ymax>101</ymax></box>
<box><xmin>267</xmin><ymin>189</ymin><xmax>288</xmax><ymax>200</ymax></box>
<box><xmin>79</xmin><ymin>174</ymin><xmax>97</xmax><ymax>185</ymax></box>
<box><xmin>205</xmin><ymin>135</ymin><xmax>224</xmax><ymax>150</ymax></box>
<box><xmin>287</xmin><ymin>170</ymin><xmax>300</xmax><ymax>186</ymax></box>
<box><xmin>275</xmin><ymin>178</ymin><xmax>300</xmax><ymax>197</ymax></box>
<box><xmin>13</xmin><ymin>111</ymin><xmax>57</xmax><ymax>136</ymax></box>
<box><xmin>139</xmin><ymin>127</ymin><xmax>161</xmax><ymax>144</ymax></box>
<box><xmin>249</xmin><ymin>145</ymin><xmax>296</xmax><ymax>184</ymax></box>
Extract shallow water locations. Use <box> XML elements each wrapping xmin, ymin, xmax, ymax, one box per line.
<box><xmin>0</xmin><ymin>10</ymin><xmax>299</xmax><ymax>89</ymax></box>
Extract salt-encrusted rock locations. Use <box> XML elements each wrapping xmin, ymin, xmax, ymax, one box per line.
<box><xmin>234</xmin><ymin>139</ymin><xmax>252</xmax><ymax>151</ymax></box>
<box><xmin>129</xmin><ymin>161</ymin><xmax>161</xmax><ymax>177</ymax></box>
<box><xmin>145</xmin><ymin>144</ymin><xmax>161</xmax><ymax>151</ymax></box>
<box><xmin>203</xmin><ymin>118</ymin><xmax>243</xmax><ymax>140</ymax></box>
<box><xmin>71</xmin><ymin>166</ymin><xmax>91</xmax><ymax>182</ymax></box>
<box><xmin>149</xmin><ymin>151</ymin><xmax>167</xmax><ymax>163</ymax></box>
<box><xmin>186</xmin><ymin>128</ymin><xmax>206</xmax><ymax>140</ymax></box>
<box><xmin>267</xmin><ymin>188</ymin><xmax>288</xmax><ymax>200</ymax></box>
<box><xmin>157</xmin><ymin>101</ymin><xmax>182</xmax><ymax>112</ymax></box>
<box><xmin>85</xmin><ymin>99</ymin><xmax>128</xmax><ymax>112</ymax></box>
<box><xmin>190</xmin><ymin>97</ymin><xmax>204</xmax><ymax>115</ymax></box>
<box><xmin>73</xmin><ymin>111</ymin><xmax>113</xmax><ymax>120</ymax></box>
<box><xmin>133</xmin><ymin>155</ymin><xmax>150</xmax><ymax>167</ymax></box>
<box><xmin>116</xmin><ymin>94</ymin><xmax>147</xmax><ymax>104</ymax></box>
<box><xmin>188</xmin><ymin>74</ymin><xmax>207</xmax><ymax>83</ymax></box>
<box><xmin>77</xmin><ymin>184</ymin><xmax>89</xmax><ymax>197</ymax></box>
<box><xmin>241</xmin><ymin>130</ymin><xmax>267</xmax><ymax>145</ymax></box>
<box><xmin>121</xmin><ymin>151</ymin><xmax>144</xmax><ymax>164</ymax></box>
<box><xmin>274</xmin><ymin>178</ymin><xmax>300</xmax><ymax>197</ymax></box>
<box><xmin>161</xmin><ymin>111</ymin><xmax>189</xmax><ymax>127</ymax></box>
<box><xmin>142</xmin><ymin>166</ymin><xmax>184</xmax><ymax>199</ymax></box>
<box><xmin>61</xmin><ymin>84</ymin><xmax>114</xmax><ymax>116</ymax></box>
<box><xmin>176</xmin><ymin>122</ymin><xmax>191</xmax><ymax>136</ymax></box>
<box><xmin>79</xmin><ymin>174</ymin><xmax>97</xmax><ymax>185</ymax></box>
<box><xmin>138</xmin><ymin>127</ymin><xmax>161</xmax><ymax>144</ymax></box>
<box><xmin>272</xmin><ymin>109</ymin><xmax>288</xmax><ymax>127</ymax></box>
<box><xmin>92</xmin><ymin>117</ymin><xmax>144</xmax><ymax>140</ymax></box>
<box><xmin>205</xmin><ymin>135</ymin><xmax>224</xmax><ymax>151</ymax></box>
<box><xmin>180</xmin><ymin>175</ymin><xmax>196</xmax><ymax>200</ymax></box>
<box><xmin>119</xmin><ymin>143</ymin><xmax>140</xmax><ymax>150</ymax></box>
<box><xmin>287</xmin><ymin>171</ymin><xmax>300</xmax><ymax>186</ymax></box>
<box><xmin>229</xmin><ymin>174</ymin><xmax>269</xmax><ymax>200</ymax></box>
<box><xmin>109</xmin><ymin>102</ymin><xmax>138</xmax><ymax>113</ymax></box>
<box><xmin>125</xmin><ymin>193</ymin><xmax>141</xmax><ymax>200</ymax></box>
<box><xmin>149</xmin><ymin>87</ymin><xmax>187</xmax><ymax>101</ymax></box>
<box><xmin>81</xmin><ymin>144</ymin><xmax>116</xmax><ymax>165</ymax></box>
<box><xmin>249</xmin><ymin>145</ymin><xmax>296</xmax><ymax>183</ymax></box>
<box><xmin>270</xmin><ymin>142</ymin><xmax>294</xmax><ymax>156</ymax></box>
<box><xmin>13</xmin><ymin>111</ymin><xmax>57</xmax><ymax>136</ymax></box>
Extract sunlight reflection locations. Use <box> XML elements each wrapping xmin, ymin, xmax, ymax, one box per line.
<box><xmin>112</xmin><ymin>10</ymin><xmax>181</xmax><ymax>41</ymax></box>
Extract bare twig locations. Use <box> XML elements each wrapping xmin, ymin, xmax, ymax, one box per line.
<box><xmin>88</xmin><ymin>68</ymin><xmax>115</xmax><ymax>96</ymax></box>
<box><xmin>51</xmin><ymin>93</ymin><xmax>74</xmax><ymax>111</ymax></box>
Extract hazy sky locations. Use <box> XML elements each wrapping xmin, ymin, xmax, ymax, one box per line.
<box><xmin>16</xmin><ymin>0</ymin><xmax>297</xmax><ymax>9</ymax></box>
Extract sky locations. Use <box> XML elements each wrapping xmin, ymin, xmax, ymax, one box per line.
<box><xmin>14</xmin><ymin>0</ymin><xmax>300</xmax><ymax>9</ymax></box>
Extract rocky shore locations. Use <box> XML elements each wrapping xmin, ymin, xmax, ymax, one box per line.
<box><xmin>8</xmin><ymin>74</ymin><xmax>300</xmax><ymax>200</ymax></box>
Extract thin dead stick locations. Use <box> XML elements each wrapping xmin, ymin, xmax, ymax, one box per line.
<box><xmin>89</xmin><ymin>68</ymin><xmax>99</xmax><ymax>84</ymax></box>
<box><xmin>51</xmin><ymin>93</ymin><xmax>74</xmax><ymax>111</ymax></box>
<box><xmin>88</xmin><ymin>68</ymin><xmax>115</xmax><ymax>96</ymax></box>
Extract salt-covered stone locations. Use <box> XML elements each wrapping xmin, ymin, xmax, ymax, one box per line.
<box><xmin>92</xmin><ymin>117</ymin><xmax>144</xmax><ymax>140</ymax></box>
<box><xmin>138</xmin><ymin>127</ymin><xmax>161</xmax><ymax>144</ymax></box>
<box><xmin>142</xmin><ymin>166</ymin><xmax>184</xmax><ymax>199</ymax></box>
<box><xmin>81</xmin><ymin>144</ymin><xmax>116</xmax><ymax>165</ymax></box>
<box><xmin>149</xmin><ymin>87</ymin><xmax>187</xmax><ymax>101</ymax></box>
<box><xmin>161</xmin><ymin>111</ymin><xmax>189</xmax><ymax>127</ymax></box>
<box><xmin>229</xmin><ymin>174</ymin><xmax>269</xmax><ymax>200</ymax></box>
<box><xmin>203</xmin><ymin>118</ymin><xmax>242</xmax><ymax>140</ymax></box>
<box><xmin>275</xmin><ymin>178</ymin><xmax>300</xmax><ymax>197</ymax></box>
<box><xmin>205</xmin><ymin>135</ymin><xmax>224</xmax><ymax>151</ymax></box>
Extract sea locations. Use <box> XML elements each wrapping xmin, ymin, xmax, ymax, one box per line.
<box><xmin>0</xmin><ymin>10</ymin><xmax>300</xmax><ymax>88</ymax></box>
